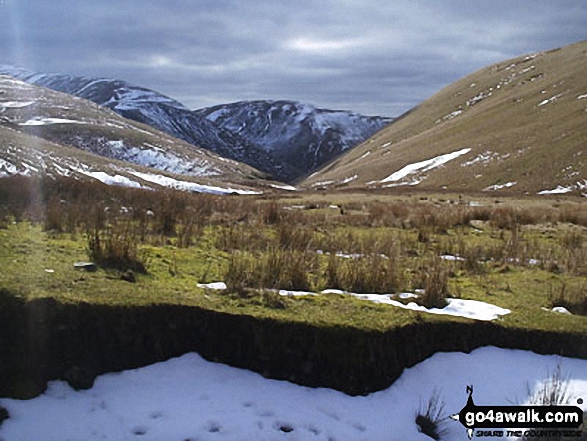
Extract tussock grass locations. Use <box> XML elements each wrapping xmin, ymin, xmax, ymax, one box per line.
<box><xmin>225</xmin><ymin>249</ymin><xmax>319</xmax><ymax>293</ymax></box>
<box><xmin>522</xmin><ymin>363</ymin><xmax>584</xmax><ymax>441</ymax></box>
<box><xmin>324</xmin><ymin>252</ymin><xmax>405</xmax><ymax>294</ymax></box>
<box><xmin>414</xmin><ymin>256</ymin><xmax>450</xmax><ymax>309</ymax></box>
<box><xmin>549</xmin><ymin>280</ymin><xmax>587</xmax><ymax>316</ymax></box>
<box><xmin>1</xmin><ymin>176</ymin><xmax>586</xmax><ymax>336</ymax></box>
<box><xmin>415</xmin><ymin>389</ymin><xmax>447</xmax><ymax>440</ymax></box>
<box><xmin>86</xmin><ymin>220</ymin><xmax>147</xmax><ymax>273</ymax></box>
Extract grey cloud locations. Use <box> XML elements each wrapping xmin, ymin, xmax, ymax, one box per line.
<box><xmin>0</xmin><ymin>0</ymin><xmax>585</xmax><ymax>116</ymax></box>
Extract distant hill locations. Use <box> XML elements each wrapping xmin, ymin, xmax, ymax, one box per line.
<box><xmin>0</xmin><ymin>74</ymin><xmax>268</xmax><ymax>194</ymax></box>
<box><xmin>302</xmin><ymin>40</ymin><xmax>587</xmax><ymax>196</ymax></box>
<box><xmin>194</xmin><ymin>100</ymin><xmax>391</xmax><ymax>179</ymax></box>
<box><xmin>0</xmin><ymin>66</ymin><xmax>391</xmax><ymax>182</ymax></box>
<box><xmin>0</xmin><ymin>65</ymin><xmax>293</xmax><ymax>181</ymax></box>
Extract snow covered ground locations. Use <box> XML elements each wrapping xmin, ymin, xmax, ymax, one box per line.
<box><xmin>1</xmin><ymin>347</ymin><xmax>585</xmax><ymax>441</ymax></box>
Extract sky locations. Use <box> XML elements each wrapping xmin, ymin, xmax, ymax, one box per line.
<box><xmin>0</xmin><ymin>1</ymin><xmax>586</xmax><ymax>117</ymax></box>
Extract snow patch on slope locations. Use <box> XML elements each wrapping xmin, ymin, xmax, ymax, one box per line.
<box><xmin>71</xmin><ymin>167</ymin><xmax>143</xmax><ymax>188</ymax></box>
<box><xmin>380</xmin><ymin>148</ymin><xmax>471</xmax><ymax>184</ymax></box>
<box><xmin>20</xmin><ymin>117</ymin><xmax>86</xmax><ymax>126</ymax></box>
<box><xmin>128</xmin><ymin>170</ymin><xmax>261</xmax><ymax>195</ymax></box>
<box><xmin>538</xmin><ymin>94</ymin><xmax>563</xmax><ymax>107</ymax></box>
<box><xmin>538</xmin><ymin>180</ymin><xmax>587</xmax><ymax>195</ymax></box>
<box><xmin>0</xmin><ymin>100</ymin><xmax>35</xmax><ymax>109</ymax></box>
<box><xmin>483</xmin><ymin>181</ymin><xmax>517</xmax><ymax>191</ymax></box>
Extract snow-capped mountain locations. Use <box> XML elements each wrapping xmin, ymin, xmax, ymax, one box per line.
<box><xmin>0</xmin><ymin>66</ymin><xmax>294</xmax><ymax>181</ymax></box>
<box><xmin>195</xmin><ymin>100</ymin><xmax>392</xmax><ymax>179</ymax></box>
<box><xmin>0</xmin><ymin>66</ymin><xmax>392</xmax><ymax>182</ymax></box>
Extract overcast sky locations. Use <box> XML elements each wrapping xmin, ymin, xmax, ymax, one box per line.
<box><xmin>0</xmin><ymin>1</ymin><xmax>586</xmax><ymax>116</ymax></box>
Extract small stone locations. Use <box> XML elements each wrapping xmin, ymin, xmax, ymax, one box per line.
<box><xmin>63</xmin><ymin>365</ymin><xmax>95</xmax><ymax>390</ymax></box>
<box><xmin>73</xmin><ymin>262</ymin><xmax>97</xmax><ymax>272</ymax></box>
<box><xmin>121</xmin><ymin>269</ymin><xmax>136</xmax><ymax>283</ymax></box>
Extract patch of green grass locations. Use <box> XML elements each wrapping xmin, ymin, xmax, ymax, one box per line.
<box><xmin>1</xmin><ymin>222</ymin><xmax>586</xmax><ymax>335</ymax></box>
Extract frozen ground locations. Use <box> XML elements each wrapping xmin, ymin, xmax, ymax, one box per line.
<box><xmin>1</xmin><ymin>347</ymin><xmax>586</xmax><ymax>441</ymax></box>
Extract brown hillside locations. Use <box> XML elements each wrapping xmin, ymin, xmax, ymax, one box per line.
<box><xmin>302</xmin><ymin>40</ymin><xmax>587</xmax><ymax>195</ymax></box>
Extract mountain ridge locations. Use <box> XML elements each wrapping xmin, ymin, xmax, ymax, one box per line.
<box><xmin>0</xmin><ymin>74</ymin><xmax>269</xmax><ymax>194</ymax></box>
<box><xmin>0</xmin><ymin>66</ymin><xmax>391</xmax><ymax>182</ymax></box>
<box><xmin>195</xmin><ymin>100</ymin><xmax>392</xmax><ymax>179</ymax></box>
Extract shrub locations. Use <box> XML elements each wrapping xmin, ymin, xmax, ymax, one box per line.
<box><xmin>86</xmin><ymin>221</ymin><xmax>147</xmax><ymax>273</ymax></box>
<box><xmin>224</xmin><ymin>249</ymin><xmax>318</xmax><ymax>293</ymax></box>
<box><xmin>324</xmin><ymin>253</ymin><xmax>404</xmax><ymax>294</ymax></box>
<box><xmin>560</xmin><ymin>230</ymin><xmax>584</xmax><ymax>250</ymax></box>
<box><xmin>549</xmin><ymin>280</ymin><xmax>587</xmax><ymax>316</ymax></box>
<box><xmin>523</xmin><ymin>362</ymin><xmax>577</xmax><ymax>441</ymax></box>
<box><xmin>415</xmin><ymin>389</ymin><xmax>447</xmax><ymax>440</ymax></box>
<box><xmin>415</xmin><ymin>256</ymin><xmax>450</xmax><ymax>309</ymax></box>
<box><xmin>277</xmin><ymin>224</ymin><xmax>314</xmax><ymax>251</ymax></box>
<box><xmin>526</xmin><ymin>362</ymin><xmax>573</xmax><ymax>406</ymax></box>
<box><xmin>262</xmin><ymin>201</ymin><xmax>282</xmax><ymax>225</ymax></box>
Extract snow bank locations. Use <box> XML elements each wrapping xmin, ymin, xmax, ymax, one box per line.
<box><xmin>380</xmin><ymin>148</ymin><xmax>471</xmax><ymax>183</ymax></box>
<box><xmin>0</xmin><ymin>100</ymin><xmax>35</xmax><ymax>108</ymax></box>
<box><xmin>346</xmin><ymin>295</ymin><xmax>510</xmax><ymax>321</ymax></box>
<box><xmin>71</xmin><ymin>167</ymin><xmax>143</xmax><ymax>188</ymax></box>
<box><xmin>1</xmin><ymin>347</ymin><xmax>585</xmax><ymax>441</ymax></box>
<box><xmin>483</xmin><ymin>181</ymin><xmax>517</xmax><ymax>191</ymax></box>
<box><xmin>538</xmin><ymin>185</ymin><xmax>573</xmax><ymax>195</ymax></box>
<box><xmin>128</xmin><ymin>171</ymin><xmax>261</xmax><ymax>195</ymax></box>
<box><xmin>20</xmin><ymin>117</ymin><xmax>86</xmax><ymax>126</ymax></box>
<box><xmin>194</xmin><ymin>281</ymin><xmax>510</xmax><ymax>321</ymax></box>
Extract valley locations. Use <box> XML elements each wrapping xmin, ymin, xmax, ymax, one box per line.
<box><xmin>0</xmin><ymin>38</ymin><xmax>586</xmax><ymax>441</ymax></box>
<box><xmin>0</xmin><ymin>176</ymin><xmax>585</xmax><ymax>399</ymax></box>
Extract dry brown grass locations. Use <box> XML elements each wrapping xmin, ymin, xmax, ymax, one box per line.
<box><xmin>86</xmin><ymin>220</ymin><xmax>147</xmax><ymax>273</ymax></box>
<box><xmin>549</xmin><ymin>279</ymin><xmax>587</xmax><ymax>316</ymax></box>
<box><xmin>302</xmin><ymin>40</ymin><xmax>587</xmax><ymax>195</ymax></box>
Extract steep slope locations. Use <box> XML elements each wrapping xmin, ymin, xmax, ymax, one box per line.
<box><xmin>194</xmin><ymin>101</ymin><xmax>391</xmax><ymax>178</ymax></box>
<box><xmin>302</xmin><ymin>40</ymin><xmax>587</xmax><ymax>195</ymax></box>
<box><xmin>0</xmin><ymin>66</ymin><xmax>293</xmax><ymax>181</ymax></box>
<box><xmin>0</xmin><ymin>125</ymin><xmax>262</xmax><ymax>195</ymax></box>
<box><xmin>0</xmin><ymin>75</ymin><xmax>267</xmax><ymax>193</ymax></box>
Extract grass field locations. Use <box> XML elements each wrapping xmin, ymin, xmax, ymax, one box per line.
<box><xmin>1</xmin><ymin>175</ymin><xmax>586</xmax><ymax>333</ymax></box>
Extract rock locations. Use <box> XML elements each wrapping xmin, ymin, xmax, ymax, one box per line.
<box><xmin>63</xmin><ymin>365</ymin><xmax>95</xmax><ymax>391</ymax></box>
<box><xmin>0</xmin><ymin>405</ymin><xmax>8</xmax><ymax>427</ymax></box>
<box><xmin>73</xmin><ymin>262</ymin><xmax>97</xmax><ymax>272</ymax></box>
<box><xmin>121</xmin><ymin>269</ymin><xmax>136</xmax><ymax>283</ymax></box>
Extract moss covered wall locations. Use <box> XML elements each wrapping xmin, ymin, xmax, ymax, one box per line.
<box><xmin>1</xmin><ymin>290</ymin><xmax>586</xmax><ymax>399</ymax></box>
